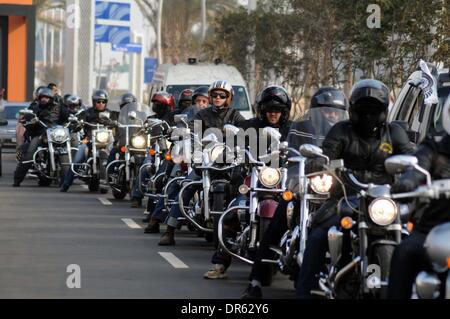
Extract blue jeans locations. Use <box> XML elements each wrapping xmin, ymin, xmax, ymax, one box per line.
<box><xmin>63</xmin><ymin>144</ymin><xmax>88</xmax><ymax>188</ymax></box>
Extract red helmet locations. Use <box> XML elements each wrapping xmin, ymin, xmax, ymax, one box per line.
<box><xmin>151</xmin><ymin>91</ymin><xmax>175</xmax><ymax>114</ymax></box>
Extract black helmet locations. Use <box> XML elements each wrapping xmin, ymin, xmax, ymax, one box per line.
<box><xmin>311</xmin><ymin>87</ymin><xmax>349</xmax><ymax>111</ymax></box>
<box><xmin>38</xmin><ymin>88</ymin><xmax>54</xmax><ymax>107</ymax></box>
<box><xmin>192</xmin><ymin>86</ymin><xmax>209</xmax><ymax>102</ymax></box>
<box><xmin>63</xmin><ymin>94</ymin><xmax>72</xmax><ymax>105</ymax></box>
<box><xmin>178</xmin><ymin>89</ymin><xmax>193</xmax><ymax>109</ymax></box>
<box><xmin>257</xmin><ymin>85</ymin><xmax>291</xmax><ymax>123</ymax></box>
<box><xmin>120</xmin><ymin>93</ymin><xmax>137</xmax><ymax>109</ymax></box>
<box><xmin>349</xmin><ymin>79</ymin><xmax>390</xmax><ymax>137</ymax></box>
<box><xmin>66</xmin><ymin>95</ymin><xmax>82</xmax><ymax>111</ymax></box>
<box><xmin>92</xmin><ymin>89</ymin><xmax>109</xmax><ymax>105</ymax></box>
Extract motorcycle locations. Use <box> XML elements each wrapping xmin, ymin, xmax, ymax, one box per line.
<box><xmin>20</xmin><ymin>109</ymin><xmax>72</xmax><ymax>186</ymax></box>
<box><xmin>298</xmin><ymin>144</ymin><xmax>406</xmax><ymax>299</ymax></box>
<box><xmin>217</xmin><ymin>127</ymin><xmax>289</xmax><ymax>265</ymax></box>
<box><xmin>178</xmin><ymin>124</ymin><xmax>241</xmax><ymax>245</ymax></box>
<box><xmin>106</xmin><ymin>103</ymin><xmax>152</xmax><ymax>199</ymax></box>
<box><xmin>384</xmin><ymin>155</ymin><xmax>450</xmax><ymax>299</ymax></box>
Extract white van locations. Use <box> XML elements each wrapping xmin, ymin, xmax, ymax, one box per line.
<box><xmin>148</xmin><ymin>60</ymin><xmax>254</xmax><ymax>119</ymax></box>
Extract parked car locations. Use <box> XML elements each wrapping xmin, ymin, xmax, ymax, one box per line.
<box><xmin>388</xmin><ymin>67</ymin><xmax>450</xmax><ymax>143</ymax></box>
<box><xmin>0</xmin><ymin>102</ymin><xmax>29</xmax><ymax>147</ymax></box>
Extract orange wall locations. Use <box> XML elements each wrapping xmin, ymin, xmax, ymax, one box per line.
<box><xmin>1</xmin><ymin>0</ymin><xmax>33</xmax><ymax>101</ymax></box>
<box><xmin>0</xmin><ymin>1</ymin><xmax>32</xmax><ymax>4</ymax></box>
<box><xmin>7</xmin><ymin>16</ymin><xmax>28</xmax><ymax>102</ymax></box>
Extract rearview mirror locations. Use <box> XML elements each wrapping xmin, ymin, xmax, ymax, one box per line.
<box><xmin>384</xmin><ymin>155</ymin><xmax>418</xmax><ymax>175</ymax></box>
<box><xmin>300</xmin><ymin>144</ymin><xmax>323</xmax><ymax>158</ymax></box>
<box><xmin>174</xmin><ymin>114</ymin><xmax>188</xmax><ymax>124</ymax></box>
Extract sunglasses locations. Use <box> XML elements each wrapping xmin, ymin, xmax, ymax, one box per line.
<box><xmin>96</xmin><ymin>100</ymin><xmax>107</xmax><ymax>105</ymax></box>
<box><xmin>211</xmin><ymin>92</ymin><xmax>227</xmax><ymax>99</ymax></box>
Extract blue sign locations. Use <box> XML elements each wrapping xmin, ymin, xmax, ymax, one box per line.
<box><xmin>144</xmin><ymin>58</ymin><xmax>158</xmax><ymax>83</ymax></box>
<box><xmin>96</xmin><ymin>1</ymin><xmax>131</xmax><ymax>21</ymax></box>
<box><xmin>95</xmin><ymin>24</ymin><xmax>130</xmax><ymax>45</ymax></box>
<box><xmin>112</xmin><ymin>43</ymin><xmax>142</xmax><ymax>53</ymax></box>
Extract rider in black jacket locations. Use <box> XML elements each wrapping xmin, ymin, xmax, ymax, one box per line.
<box><xmin>388</xmin><ymin>127</ymin><xmax>450</xmax><ymax>298</ymax></box>
<box><xmin>242</xmin><ymin>86</ymin><xmax>349</xmax><ymax>298</ymax></box>
<box><xmin>295</xmin><ymin>79</ymin><xmax>414</xmax><ymax>299</ymax></box>
<box><xmin>13</xmin><ymin>88</ymin><xmax>69</xmax><ymax>187</ymax></box>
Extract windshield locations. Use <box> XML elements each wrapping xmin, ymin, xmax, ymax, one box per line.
<box><xmin>117</xmin><ymin>102</ymin><xmax>151</xmax><ymax>146</ymax></box>
<box><xmin>166</xmin><ymin>85</ymin><xmax>251</xmax><ymax>111</ymax></box>
<box><xmin>429</xmin><ymin>86</ymin><xmax>450</xmax><ymax>136</ymax></box>
<box><xmin>288</xmin><ymin>107</ymin><xmax>349</xmax><ymax>149</ymax></box>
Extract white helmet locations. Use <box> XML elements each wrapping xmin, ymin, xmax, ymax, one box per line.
<box><xmin>443</xmin><ymin>96</ymin><xmax>450</xmax><ymax>135</ymax></box>
<box><xmin>209</xmin><ymin>80</ymin><xmax>234</xmax><ymax>107</ymax></box>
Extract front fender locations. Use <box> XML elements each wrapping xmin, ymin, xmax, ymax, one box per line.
<box><xmin>258</xmin><ymin>199</ymin><xmax>279</xmax><ymax>219</ymax></box>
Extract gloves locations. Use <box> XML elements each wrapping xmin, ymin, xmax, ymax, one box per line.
<box><xmin>391</xmin><ymin>178</ymin><xmax>417</xmax><ymax>194</ymax></box>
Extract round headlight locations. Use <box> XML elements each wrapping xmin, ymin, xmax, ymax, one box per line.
<box><xmin>131</xmin><ymin>135</ymin><xmax>146</xmax><ymax>149</ymax></box>
<box><xmin>96</xmin><ymin>131</ymin><xmax>110</xmax><ymax>144</ymax></box>
<box><xmin>368</xmin><ymin>198</ymin><xmax>398</xmax><ymax>226</ymax></box>
<box><xmin>310</xmin><ymin>174</ymin><xmax>333</xmax><ymax>194</ymax></box>
<box><xmin>259</xmin><ymin>167</ymin><xmax>281</xmax><ymax>188</ymax></box>
<box><xmin>51</xmin><ymin>128</ymin><xmax>68</xmax><ymax>143</ymax></box>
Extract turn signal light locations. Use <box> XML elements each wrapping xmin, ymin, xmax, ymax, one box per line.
<box><xmin>407</xmin><ymin>222</ymin><xmax>414</xmax><ymax>233</ymax></box>
<box><xmin>341</xmin><ymin>217</ymin><xmax>354</xmax><ymax>230</ymax></box>
<box><xmin>447</xmin><ymin>257</ymin><xmax>450</xmax><ymax>269</ymax></box>
<box><xmin>165</xmin><ymin>153</ymin><xmax>172</xmax><ymax>161</ymax></box>
<box><xmin>282</xmin><ymin>191</ymin><xmax>294</xmax><ymax>202</ymax></box>
<box><xmin>149</xmin><ymin>149</ymin><xmax>156</xmax><ymax>156</ymax></box>
<box><xmin>120</xmin><ymin>146</ymin><xmax>126</xmax><ymax>153</ymax></box>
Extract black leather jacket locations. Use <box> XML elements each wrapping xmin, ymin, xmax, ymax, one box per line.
<box><xmin>322</xmin><ymin>120</ymin><xmax>415</xmax><ymax>196</ymax></box>
<box><xmin>191</xmin><ymin>106</ymin><xmax>245</xmax><ymax>134</ymax></box>
<box><xmin>84</xmin><ymin>107</ymin><xmax>117</xmax><ymax>139</ymax></box>
<box><xmin>25</xmin><ymin>101</ymin><xmax>70</xmax><ymax>137</ymax></box>
<box><xmin>398</xmin><ymin>134</ymin><xmax>450</xmax><ymax>233</ymax></box>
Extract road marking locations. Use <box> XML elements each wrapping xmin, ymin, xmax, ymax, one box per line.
<box><xmin>121</xmin><ymin>218</ymin><xmax>142</xmax><ymax>229</ymax></box>
<box><xmin>81</xmin><ymin>185</ymin><xmax>89</xmax><ymax>190</ymax></box>
<box><xmin>98</xmin><ymin>197</ymin><xmax>112</xmax><ymax>206</ymax></box>
<box><xmin>159</xmin><ymin>252</ymin><xmax>189</xmax><ymax>269</ymax></box>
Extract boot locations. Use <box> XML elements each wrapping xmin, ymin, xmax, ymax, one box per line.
<box><xmin>144</xmin><ymin>218</ymin><xmax>160</xmax><ymax>234</ymax></box>
<box><xmin>203</xmin><ymin>264</ymin><xmax>227</xmax><ymax>280</ymax></box>
<box><xmin>158</xmin><ymin>226</ymin><xmax>175</xmax><ymax>246</ymax></box>
<box><xmin>241</xmin><ymin>284</ymin><xmax>262</xmax><ymax>299</ymax></box>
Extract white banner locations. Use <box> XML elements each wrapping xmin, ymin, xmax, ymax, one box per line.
<box><xmin>419</xmin><ymin>59</ymin><xmax>439</xmax><ymax>105</ymax></box>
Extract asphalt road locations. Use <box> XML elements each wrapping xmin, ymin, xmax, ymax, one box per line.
<box><xmin>0</xmin><ymin>151</ymin><xmax>294</xmax><ymax>299</ymax></box>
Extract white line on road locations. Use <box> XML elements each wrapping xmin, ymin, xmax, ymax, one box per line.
<box><xmin>159</xmin><ymin>252</ymin><xmax>189</xmax><ymax>269</ymax></box>
<box><xmin>81</xmin><ymin>185</ymin><xmax>89</xmax><ymax>190</ymax></box>
<box><xmin>98</xmin><ymin>197</ymin><xmax>113</xmax><ymax>206</ymax></box>
<box><xmin>121</xmin><ymin>218</ymin><xmax>142</xmax><ymax>229</ymax></box>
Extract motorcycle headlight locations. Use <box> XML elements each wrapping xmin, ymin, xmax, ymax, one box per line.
<box><xmin>368</xmin><ymin>198</ymin><xmax>398</xmax><ymax>226</ymax></box>
<box><xmin>131</xmin><ymin>135</ymin><xmax>147</xmax><ymax>149</ymax></box>
<box><xmin>259</xmin><ymin>167</ymin><xmax>281</xmax><ymax>188</ymax></box>
<box><xmin>50</xmin><ymin>128</ymin><xmax>69</xmax><ymax>143</ymax></box>
<box><xmin>310</xmin><ymin>174</ymin><xmax>333</xmax><ymax>194</ymax></box>
<box><xmin>96</xmin><ymin>131</ymin><xmax>110</xmax><ymax>144</ymax></box>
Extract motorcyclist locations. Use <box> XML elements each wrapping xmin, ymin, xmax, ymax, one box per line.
<box><xmin>152</xmin><ymin>80</ymin><xmax>245</xmax><ymax>246</ymax></box>
<box><xmin>203</xmin><ymin>85</ymin><xmax>292</xmax><ymax>280</ymax></box>
<box><xmin>130</xmin><ymin>91</ymin><xmax>175</xmax><ymax>208</ymax></box>
<box><xmin>119</xmin><ymin>93</ymin><xmax>137</xmax><ymax>109</ymax></box>
<box><xmin>387</xmin><ymin>101</ymin><xmax>450</xmax><ymax>299</ymax></box>
<box><xmin>241</xmin><ymin>86</ymin><xmax>349</xmax><ymax>298</ymax></box>
<box><xmin>48</xmin><ymin>83</ymin><xmax>64</xmax><ymax>106</ymax></box>
<box><xmin>142</xmin><ymin>87</ymin><xmax>211</xmax><ymax>226</ymax></box>
<box><xmin>13</xmin><ymin>88</ymin><xmax>70</xmax><ymax>187</ymax></box>
<box><xmin>294</xmin><ymin>79</ymin><xmax>414</xmax><ymax>299</ymax></box>
<box><xmin>60</xmin><ymin>89</ymin><xmax>115</xmax><ymax>192</ymax></box>
<box><xmin>173</xmin><ymin>89</ymin><xmax>193</xmax><ymax>115</ymax></box>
